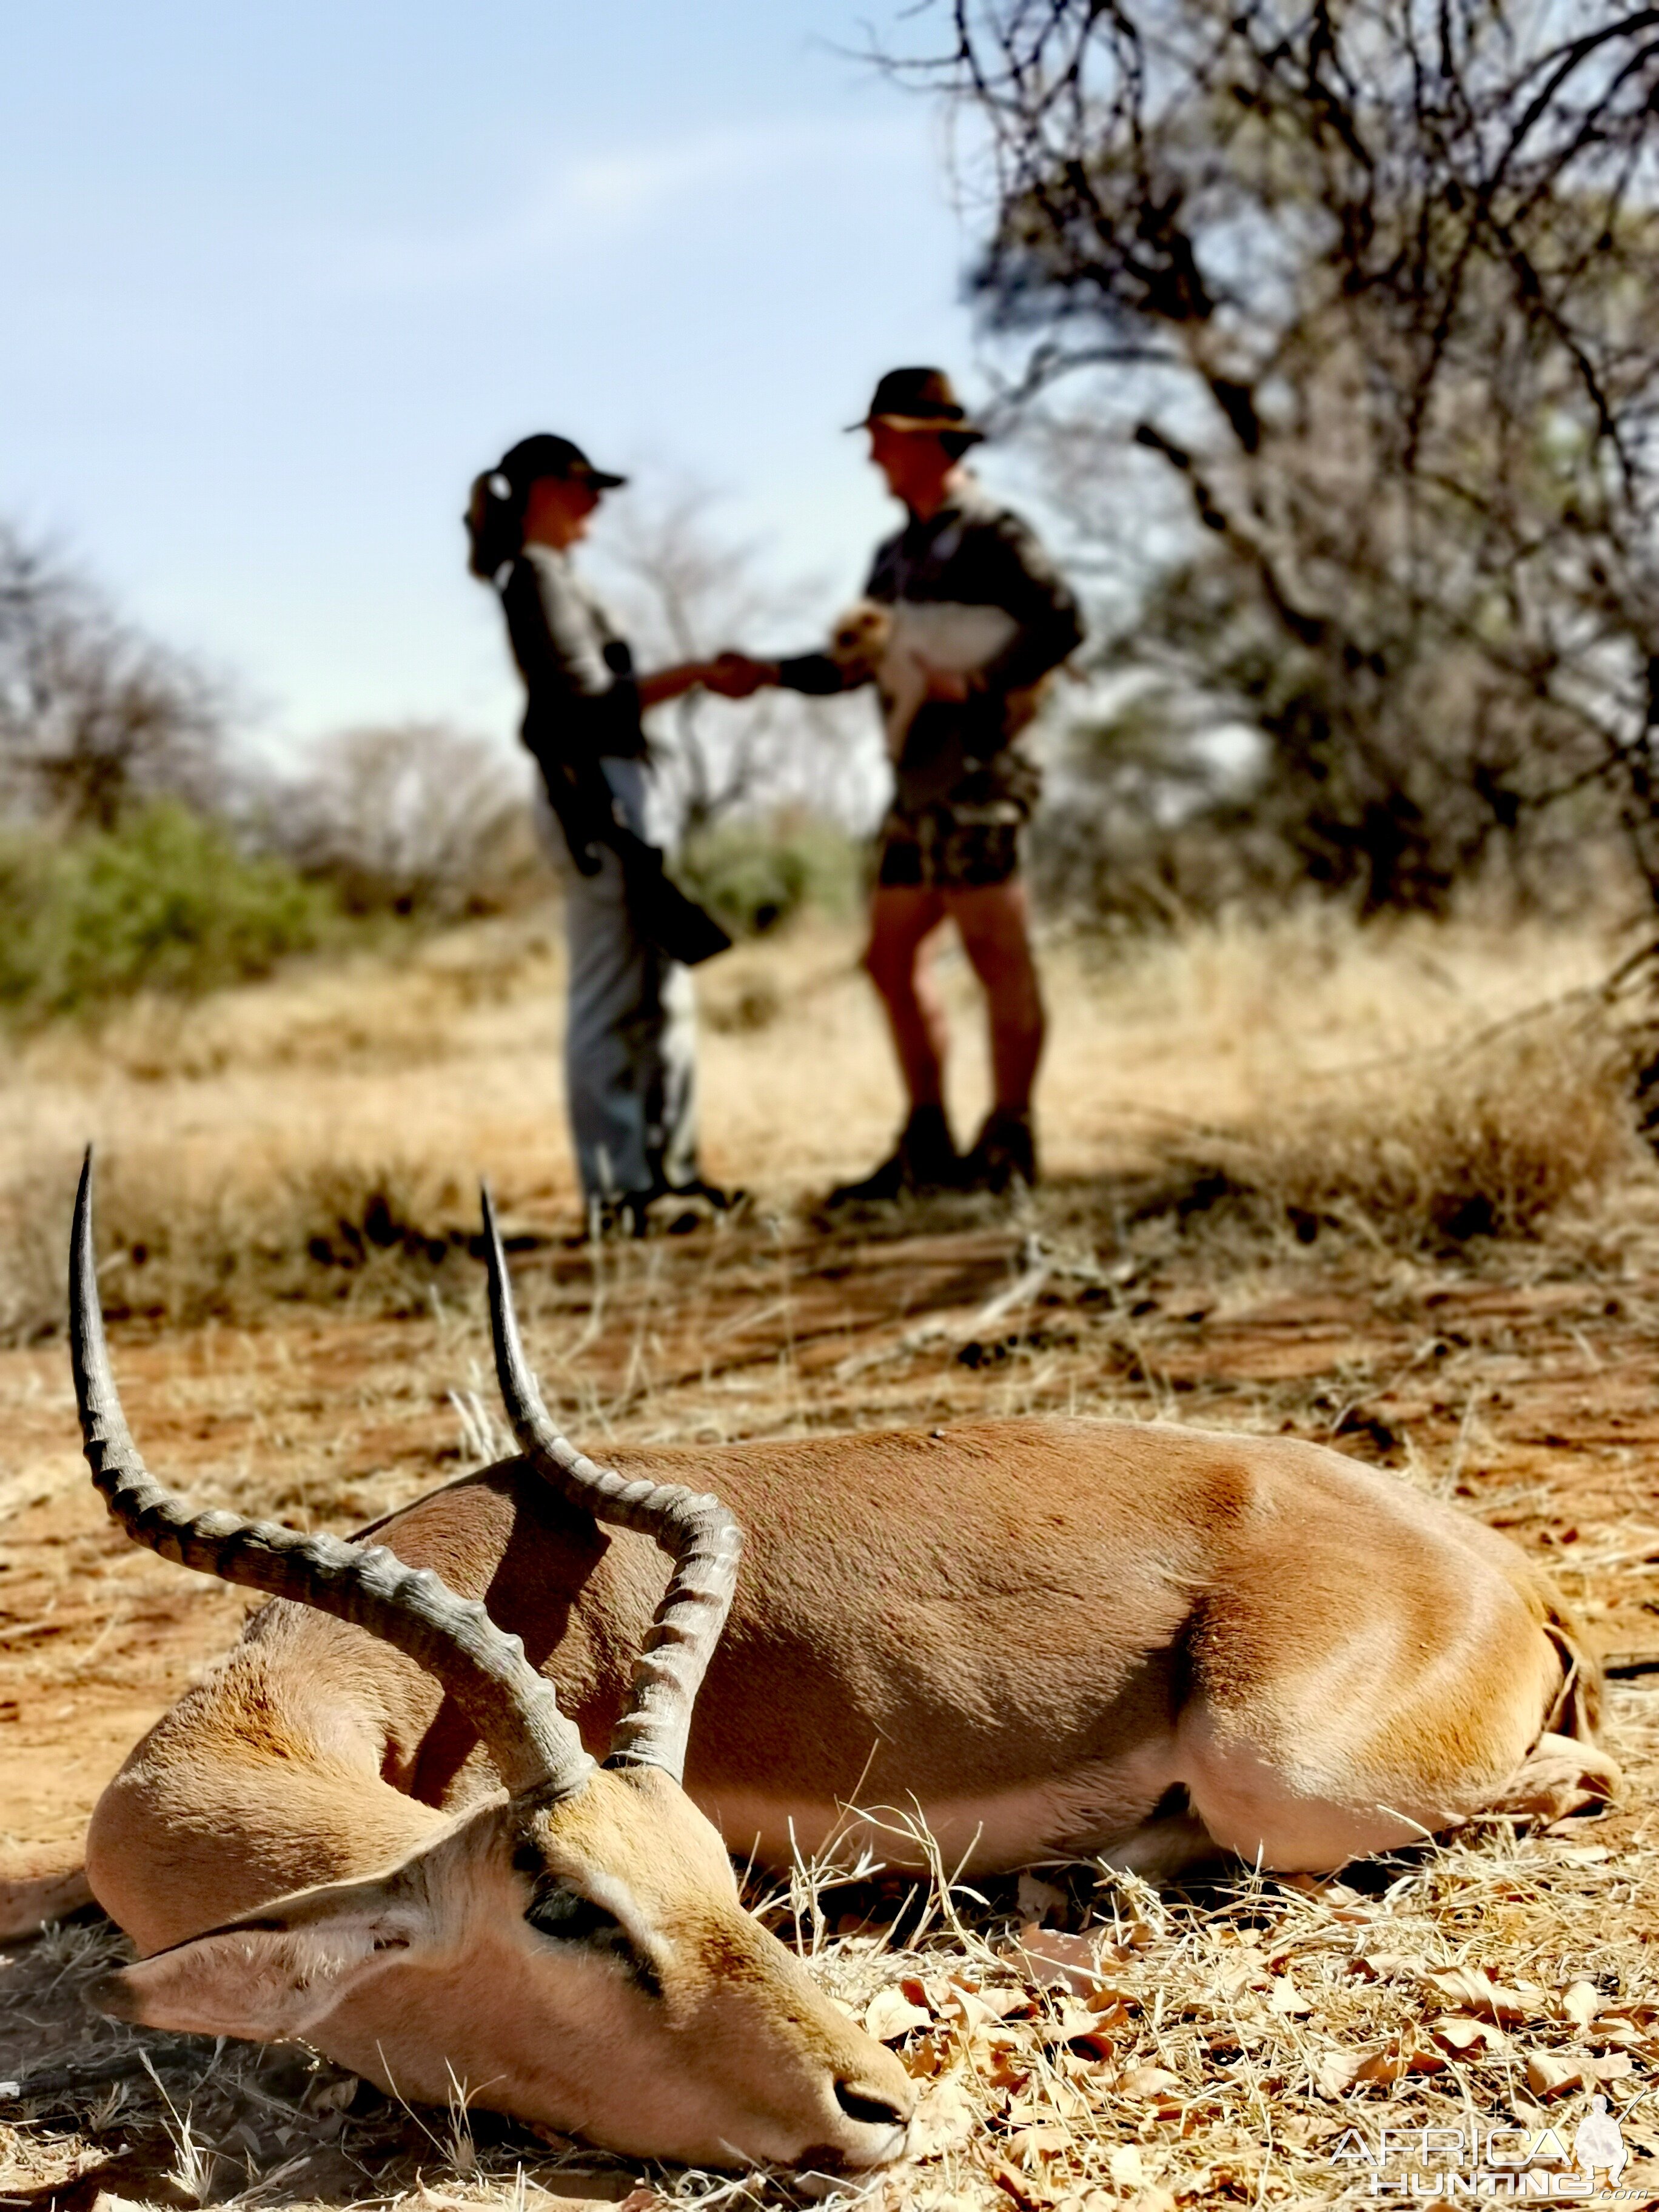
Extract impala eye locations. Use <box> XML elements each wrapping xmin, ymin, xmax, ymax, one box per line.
<box><xmin>522</xmin><ymin>1879</ymin><xmax>662</xmax><ymax>1996</ymax></box>
<box><xmin>525</xmin><ymin>1881</ymin><xmax>623</xmax><ymax>1945</ymax></box>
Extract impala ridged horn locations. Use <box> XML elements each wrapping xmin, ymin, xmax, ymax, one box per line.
<box><xmin>69</xmin><ymin>1151</ymin><xmax>594</xmax><ymax>1803</ymax></box>
<box><xmin>480</xmin><ymin>1187</ymin><xmax>743</xmax><ymax>1783</ymax></box>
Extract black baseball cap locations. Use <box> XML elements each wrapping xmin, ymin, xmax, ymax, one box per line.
<box><xmin>495</xmin><ymin>433</ymin><xmax>627</xmax><ymax>492</ymax></box>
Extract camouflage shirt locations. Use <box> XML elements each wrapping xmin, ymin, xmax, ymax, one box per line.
<box><xmin>776</xmin><ymin>478</ymin><xmax>1084</xmax><ymax>808</ymax></box>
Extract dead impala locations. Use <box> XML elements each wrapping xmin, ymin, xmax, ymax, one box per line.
<box><xmin>3</xmin><ymin>1157</ymin><xmax>1617</xmax><ymax>2167</ymax></box>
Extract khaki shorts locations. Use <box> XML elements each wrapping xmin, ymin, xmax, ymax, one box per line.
<box><xmin>876</xmin><ymin>751</ymin><xmax>1038</xmax><ymax>893</ymax></box>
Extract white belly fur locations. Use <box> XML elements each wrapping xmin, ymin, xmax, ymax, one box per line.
<box><xmin>697</xmin><ymin>1741</ymin><xmax>1185</xmax><ymax>1875</ymax></box>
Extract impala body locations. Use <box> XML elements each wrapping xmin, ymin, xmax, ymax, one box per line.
<box><xmin>8</xmin><ymin>1164</ymin><xmax>1617</xmax><ymax>2170</ymax></box>
<box><xmin>95</xmin><ymin>1416</ymin><xmax>1604</xmax><ymax>1930</ymax></box>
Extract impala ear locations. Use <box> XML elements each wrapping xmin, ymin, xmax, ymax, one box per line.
<box><xmin>90</xmin><ymin>1870</ymin><xmax>438</xmax><ymax>2040</ymax></box>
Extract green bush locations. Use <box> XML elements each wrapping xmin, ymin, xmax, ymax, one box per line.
<box><xmin>0</xmin><ymin>803</ymin><xmax>337</xmax><ymax>1021</ymax></box>
<box><xmin>673</xmin><ymin>817</ymin><xmax>862</xmax><ymax>938</ymax></box>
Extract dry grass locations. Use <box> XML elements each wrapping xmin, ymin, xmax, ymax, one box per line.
<box><xmin>4</xmin><ymin>1769</ymin><xmax>1656</xmax><ymax>2212</ymax></box>
<box><xmin>1</xmin><ymin>898</ymin><xmax>1657</xmax><ymax>2212</ymax></box>
<box><xmin>765</xmin><ymin>1788</ymin><xmax>1659</xmax><ymax>2211</ymax></box>
<box><xmin>0</xmin><ymin>899</ymin><xmax>1644</xmax><ymax>1340</ymax></box>
<box><xmin>1131</xmin><ymin>1007</ymin><xmax>1644</xmax><ymax>1253</ymax></box>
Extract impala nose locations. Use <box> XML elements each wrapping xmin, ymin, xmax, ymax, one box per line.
<box><xmin>827</xmin><ymin>2073</ymin><xmax>914</xmax><ymax>2166</ymax></box>
<box><xmin>836</xmin><ymin>2079</ymin><xmax>910</xmax><ymax>2129</ymax></box>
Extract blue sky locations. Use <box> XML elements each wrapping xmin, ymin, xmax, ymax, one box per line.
<box><xmin>1</xmin><ymin>2</ymin><xmax>1024</xmax><ymax>753</ymax></box>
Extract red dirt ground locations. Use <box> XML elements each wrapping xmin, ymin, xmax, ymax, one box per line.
<box><xmin>2</xmin><ymin>1202</ymin><xmax>1655</xmax><ymax>1868</ymax></box>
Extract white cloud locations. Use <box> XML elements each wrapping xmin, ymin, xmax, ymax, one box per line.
<box><xmin>306</xmin><ymin>113</ymin><xmax>920</xmax><ymax>299</ymax></box>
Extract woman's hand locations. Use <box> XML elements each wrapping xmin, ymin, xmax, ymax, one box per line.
<box><xmin>638</xmin><ymin>654</ymin><xmax>776</xmax><ymax>708</ymax></box>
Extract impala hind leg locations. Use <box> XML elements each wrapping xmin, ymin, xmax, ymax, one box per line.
<box><xmin>1176</xmin><ymin>1707</ymin><xmax>1444</xmax><ymax>1871</ymax></box>
<box><xmin>1175</xmin><ymin>1620</ymin><xmax>1570</xmax><ymax>1872</ymax></box>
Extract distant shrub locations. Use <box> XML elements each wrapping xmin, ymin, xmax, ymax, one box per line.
<box><xmin>270</xmin><ymin>722</ymin><xmax>538</xmax><ymax>918</ymax></box>
<box><xmin>1143</xmin><ymin>1011</ymin><xmax>1641</xmax><ymax>1253</ymax></box>
<box><xmin>674</xmin><ymin>817</ymin><xmax>862</xmax><ymax>938</ymax></box>
<box><xmin>0</xmin><ymin>802</ymin><xmax>336</xmax><ymax>1021</ymax></box>
<box><xmin>0</xmin><ymin>520</ymin><xmax>229</xmax><ymax>830</ymax></box>
<box><xmin>0</xmin><ymin>1145</ymin><xmax>474</xmax><ymax>1338</ymax></box>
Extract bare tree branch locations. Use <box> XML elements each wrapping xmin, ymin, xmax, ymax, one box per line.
<box><xmin>0</xmin><ymin>523</ymin><xmax>229</xmax><ymax>830</ymax></box>
<box><xmin>885</xmin><ymin>0</ymin><xmax>1659</xmax><ymax>912</ymax></box>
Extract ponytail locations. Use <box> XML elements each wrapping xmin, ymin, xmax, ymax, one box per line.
<box><xmin>464</xmin><ymin>469</ymin><xmax>527</xmax><ymax>581</ymax></box>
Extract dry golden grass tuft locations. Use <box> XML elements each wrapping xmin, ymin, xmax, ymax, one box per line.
<box><xmin>0</xmin><ymin>1144</ymin><xmax>478</xmax><ymax>1338</ymax></box>
<box><xmin>1134</xmin><ymin>1006</ymin><xmax>1646</xmax><ymax>1255</ymax></box>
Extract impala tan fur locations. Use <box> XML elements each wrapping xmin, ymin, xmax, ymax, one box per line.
<box><xmin>9</xmin><ymin>1161</ymin><xmax>1617</xmax><ymax>2166</ymax></box>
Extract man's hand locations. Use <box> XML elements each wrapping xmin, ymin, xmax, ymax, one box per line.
<box><xmin>703</xmin><ymin>652</ymin><xmax>776</xmax><ymax>699</ymax></box>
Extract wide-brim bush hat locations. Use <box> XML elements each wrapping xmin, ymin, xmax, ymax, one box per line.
<box><xmin>847</xmin><ymin>366</ymin><xmax>985</xmax><ymax>445</ymax></box>
<box><xmin>496</xmin><ymin>432</ymin><xmax>627</xmax><ymax>492</ymax></box>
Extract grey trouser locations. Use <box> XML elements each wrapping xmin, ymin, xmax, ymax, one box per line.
<box><xmin>540</xmin><ymin>760</ymin><xmax>698</xmax><ymax>1204</ymax></box>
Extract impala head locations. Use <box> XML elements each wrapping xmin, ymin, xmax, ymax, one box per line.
<box><xmin>95</xmin><ymin>1766</ymin><xmax>910</xmax><ymax>2167</ymax></box>
<box><xmin>69</xmin><ymin>1155</ymin><xmax>914</xmax><ymax>2170</ymax></box>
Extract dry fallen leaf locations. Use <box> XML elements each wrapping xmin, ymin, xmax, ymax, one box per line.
<box><xmin>1118</xmin><ymin>2065</ymin><xmax>1183</xmax><ymax>2100</ymax></box>
<box><xmin>908</xmin><ymin>2070</ymin><xmax>979</xmax><ymax>2157</ymax></box>
<box><xmin>1041</xmin><ymin>1999</ymin><xmax>1110</xmax><ymax>2042</ymax></box>
<box><xmin>1109</xmin><ymin>2145</ymin><xmax>1148</xmax><ymax>2189</ymax></box>
<box><xmin>1560</xmin><ymin>1980</ymin><xmax>1602</xmax><ymax>2029</ymax></box>
<box><xmin>1268</xmin><ymin>1977</ymin><xmax>1313</xmax><ymax>2017</ymax></box>
<box><xmin>1006</xmin><ymin>2123</ymin><xmax>1074</xmax><ymax>2161</ymax></box>
<box><xmin>865</xmin><ymin>1985</ymin><xmax>933</xmax><ymax>2042</ymax></box>
<box><xmin>1214</xmin><ymin>1949</ymin><xmax>1270</xmax><ymax>1996</ymax></box>
<box><xmin>973</xmin><ymin>2031</ymin><xmax>1034</xmax><ymax>2092</ymax></box>
<box><xmin>1009</xmin><ymin>2081</ymin><xmax>1092</xmax><ymax>2124</ymax></box>
<box><xmin>945</xmin><ymin>1985</ymin><xmax>1001</xmax><ymax>2035</ymax></box>
<box><xmin>900</xmin><ymin>2029</ymin><xmax>955</xmax><ymax>2080</ymax></box>
<box><xmin>1358</xmin><ymin>2044</ymin><xmax>1416</xmax><ymax>2086</ymax></box>
<box><xmin>1349</xmin><ymin>1951</ymin><xmax>1415</xmax><ymax>1983</ymax></box>
<box><xmin>1125</xmin><ymin>2190</ymin><xmax>1178</xmax><ymax>2212</ymax></box>
<box><xmin>985</xmin><ymin>1983</ymin><xmax>1038</xmax><ymax>2020</ymax></box>
<box><xmin>1517</xmin><ymin>2046</ymin><xmax>1634</xmax><ymax>2098</ymax></box>
<box><xmin>1319</xmin><ymin>2034</ymin><xmax>1428</xmax><ymax>2091</ymax></box>
<box><xmin>1314</xmin><ymin>2051</ymin><xmax>1365</xmax><ymax>2097</ymax></box>
<box><xmin>1526</xmin><ymin>2051</ymin><xmax>1586</xmax><ymax>2101</ymax></box>
<box><xmin>993</xmin><ymin>2160</ymin><xmax>1058</xmax><ymax>2210</ymax></box>
<box><xmin>1431</xmin><ymin>2013</ymin><xmax>1507</xmax><ymax>2054</ymax></box>
<box><xmin>1014</xmin><ymin>1924</ymin><xmax>1105</xmax><ymax>1994</ymax></box>
<box><xmin>1422</xmin><ymin>1966</ymin><xmax>1540</xmax><ymax>2024</ymax></box>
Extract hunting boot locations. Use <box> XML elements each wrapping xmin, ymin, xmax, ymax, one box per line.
<box><xmin>825</xmin><ymin>1104</ymin><xmax>960</xmax><ymax>1208</ymax></box>
<box><xmin>961</xmin><ymin>1108</ymin><xmax>1037</xmax><ymax>1195</ymax></box>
